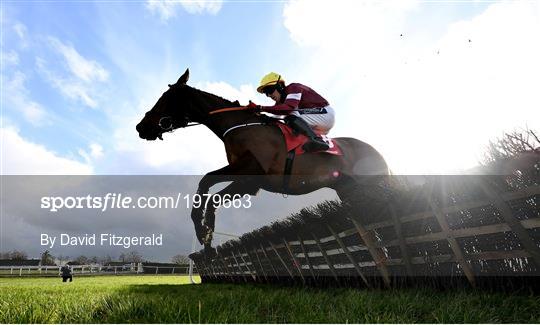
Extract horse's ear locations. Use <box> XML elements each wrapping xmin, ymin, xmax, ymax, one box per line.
<box><xmin>178</xmin><ymin>69</ymin><xmax>189</xmax><ymax>85</ymax></box>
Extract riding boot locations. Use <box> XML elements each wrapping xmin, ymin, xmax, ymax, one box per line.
<box><xmin>285</xmin><ymin>115</ymin><xmax>329</xmax><ymax>152</ymax></box>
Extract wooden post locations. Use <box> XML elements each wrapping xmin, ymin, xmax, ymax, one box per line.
<box><xmin>298</xmin><ymin>235</ymin><xmax>316</xmax><ymax>280</ymax></box>
<box><xmin>206</xmin><ymin>260</ymin><xmax>216</xmax><ymax>278</ymax></box>
<box><xmin>350</xmin><ymin>218</ymin><xmax>392</xmax><ymax>288</ymax></box>
<box><xmin>199</xmin><ymin>260</ymin><xmax>212</xmax><ymax>279</ymax></box>
<box><xmin>268</xmin><ymin>241</ymin><xmax>294</xmax><ymax>279</ymax></box>
<box><xmin>208</xmin><ymin>261</ymin><xmax>216</xmax><ymax>278</ymax></box>
<box><xmin>238</xmin><ymin>249</ymin><xmax>257</xmax><ymax>281</ymax></box>
<box><xmin>478</xmin><ymin>178</ymin><xmax>540</xmax><ymax>267</ymax></box>
<box><xmin>210</xmin><ymin>261</ymin><xmax>220</xmax><ymax>279</ymax></box>
<box><xmin>252</xmin><ymin>247</ymin><xmax>268</xmax><ymax>282</ymax></box>
<box><xmin>196</xmin><ymin>262</ymin><xmax>204</xmax><ymax>278</ymax></box>
<box><xmin>236</xmin><ymin>250</ymin><xmax>251</xmax><ymax>274</ymax></box>
<box><xmin>208</xmin><ymin>260</ymin><xmax>218</xmax><ymax>278</ymax></box>
<box><xmin>389</xmin><ymin>203</ymin><xmax>414</xmax><ymax>276</ymax></box>
<box><xmin>207</xmin><ymin>260</ymin><xmax>217</xmax><ymax>279</ymax></box>
<box><xmin>242</xmin><ymin>247</ymin><xmax>259</xmax><ymax>278</ymax></box>
<box><xmin>237</xmin><ymin>250</ymin><xmax>256</xmax><ymax>281</ymax></box>
<box><xmin>260</xmin><ymin>244</ymin><xmax>279</xmax><ymax>277</ymax></box>
<box><xmin>428</xmin><ymin>188</ymin><xmax>476</xmax><ymax>287</ymax></box>
<box><xmin>327</xmin><ymin>225</ymin><xmax>371</xmax><ymax>288</ymax></box>
<box><xmin>210</xmin><ymin>258</ymin><xmax>221</xmax><ymax>278</ymax></box>
<box><xmin>283</xmin><ymin>238</ymin><xmax>305</xmax><ymax>284</ymax></box>
<box><xmin>311</xmin><ymin>232</ymin><xmax>339</xmax><ymax>282</ymax></box>
<box><xmin>203</xmin><ymin>261</ymin><xmax>214</xmax><ymax>279</ymax></box>
<box><xmin>218</xmin><ymin>257</ymin><xmax>235</xmax><ymax>282</ymax></box>
<box><xmin>230</xmin><ymin>251</ymin><xmax>248</xmax><ymax>282</ymax></box>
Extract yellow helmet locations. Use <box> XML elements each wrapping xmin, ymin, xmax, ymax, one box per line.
<box><xmin>257</xmin><ymin>72</ymin><xmax>285</xmax><ymax>93</ymax></box>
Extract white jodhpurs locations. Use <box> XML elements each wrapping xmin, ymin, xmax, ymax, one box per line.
<box><xmin>291</xmin><ymin>105</ymin><xmax>335</xmax><ymax>135</ymax></box>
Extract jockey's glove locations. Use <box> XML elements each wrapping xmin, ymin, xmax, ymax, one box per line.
<box><xmin>247</xmin><ymin>101</ymin><xmax>262</xmax><ymax>111</ymax></box>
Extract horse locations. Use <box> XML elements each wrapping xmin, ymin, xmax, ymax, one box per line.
<box><xmin>136</xmin><ymin>69</ymin><xmax>389</xmax><ymax>253</ymax></box>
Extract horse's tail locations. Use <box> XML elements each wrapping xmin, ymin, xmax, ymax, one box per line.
<box><xmin>334</xmin><ymin>137</ymin><xmax>390</xmax><ymax>176</ymax></box>
<box><xmin>333</xmin><ymin>137</ymin><xmax>394</xmax><ymax>207</ymax></box>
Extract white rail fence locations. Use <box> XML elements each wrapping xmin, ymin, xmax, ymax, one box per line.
<box><xmin>0</xmin><ymin>263</ymin><xmax>195</xmax><ymax>277</ymax></box>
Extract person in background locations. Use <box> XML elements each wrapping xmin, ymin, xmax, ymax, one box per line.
<box><xmin>61</xmin><ymin>265</ymin><xmax>72</xmax><ymax>282</ymax></box>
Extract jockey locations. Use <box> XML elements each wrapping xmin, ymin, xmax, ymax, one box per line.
<box><xmin>249</xmin><ymin>72</ymin><xmax>334</xmax><ymax>152</ymax></box>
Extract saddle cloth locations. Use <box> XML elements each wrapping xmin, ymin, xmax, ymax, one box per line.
<box><xmin>275</xmin><ymin>122</ymin><xmax>343</xmax><ymax>155</ymax></box>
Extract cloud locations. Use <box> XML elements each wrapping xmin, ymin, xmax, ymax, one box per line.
<box><xmin>89</xmin><ymin>143</ymin><xmax>104</xmax><ymax>159</ymax></box>
<box><xmin>1</xmin><ymin>49</ymin><xmax>19</xmax><ymax>67</ymax></box>
<box><xmin>180</xmin><ymin>0</ymin><xmax>222</xmax><ymax>15</ymax></box>
<box><xmin>78</xmin><ymin>143</ymin><xmax>104</xmax><ymax>164</ymax></box>
<box><xmin>194</xmin><ymin>81</ymin><xmax>260</xmax><ymax>105</ymax></box>
<box><xmin>282</xmin><ymin>0</ymin><xmax>540</xmax><ymax>174</ymax></box>
<box><xmin>1</xmin><ymin>127</ymin><xmax>93</xmax><ymax>175</ymax></box>
<box><xmin>36</xmin><ymin>38</ymin><xmax>109</xmax><ymax>108</ymax></box>
<box><xmin>284</xmin><ymin>0</ymin><xmax>418</xmax><ymax>48</ymax></box>
<box><xmin>48</xmin><ymin>37</ymin><xmax>109</xmax><ymax>83</ymax></box>
<box><xmin>12</xmin><ymin>22</ymin><xmax>29</xmax><ymax>48</ymax></box>
<box><xmin>36</xmin><ymin>57</ymin><xmax>99</xmax><ymax>108</ymax></box>
<box><xmin>3</xmin><ymin>71</ymin><xmax>48</xmax><ymax>126</ymax></box>
<box><xmin>145</xmin><ymin>0</ymin><xmax>222</xmax><ymax>21</ymax></box>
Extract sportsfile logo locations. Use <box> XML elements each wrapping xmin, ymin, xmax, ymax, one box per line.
<box><xmin>40</xmin><ymin>193</ymin><xmax>182</xmax><ymax>212</ymax></box>
<box><xmin>40</xmin><ymin>193</ymin><xmax>252</xmax><ymax>212</ymax></box>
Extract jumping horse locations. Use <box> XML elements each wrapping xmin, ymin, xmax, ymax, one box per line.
<box><xmin>136</xmin><ymin>69</ymin><xmax>389</xmax><ymax>254</ymax></box>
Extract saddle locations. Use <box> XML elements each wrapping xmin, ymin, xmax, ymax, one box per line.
<box><xmin>275</xmin><ymin>121</ymin><xmax>343</xmax><ymax>156</ymax></box>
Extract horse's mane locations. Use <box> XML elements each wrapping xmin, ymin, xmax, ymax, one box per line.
<box><xmin>189</xmin><ymin>85</ymin><xmax>239</xmax><ymax>108</ymax></box>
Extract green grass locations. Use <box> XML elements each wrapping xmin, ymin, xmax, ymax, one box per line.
<box><xmin>0</xmin><ymin>275</ymin><xmax>539</xmax><ymax>323</ymax></box>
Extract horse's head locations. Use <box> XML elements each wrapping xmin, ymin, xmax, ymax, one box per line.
<box><xmin>136</xmin><ymin>69</ymin><xmax>195</xmax><ymax>140</ymax></box>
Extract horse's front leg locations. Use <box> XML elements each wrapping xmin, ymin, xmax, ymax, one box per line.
<box><xmin>191</xmin><ymin>152</ymin><xmax>265</xmax><ymax>246</ymax></box>
<box><xmin>191</xmin><ymin>172</ymin><xmax>231</xmax><ymax>245</ymax></box>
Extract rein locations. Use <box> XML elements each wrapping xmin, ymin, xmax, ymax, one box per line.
<box><xmin>208</xmin><ymin>106</ymin><xmax>251</xmax><ymax>115</ymax></box>
<box><xmin>161</xmin><ymin>105</ymin><xmax>264</xmax><ymax>138</ymax></box>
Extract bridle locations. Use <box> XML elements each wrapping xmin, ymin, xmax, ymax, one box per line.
<box><xmin>158</xmin><ymin>116</ymin><xmax>198</xmax><ymax>132</ymax></box>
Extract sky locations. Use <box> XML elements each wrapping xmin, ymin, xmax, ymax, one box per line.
<box><xmin>1</xmin><ymin>0</ymin><xmax>538</xmax><ymax>175</ymax></box>
<box><xmin>1</xmin><ymin>0</ymin><xmax>539</xmax><ymax>260</ymax></box>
